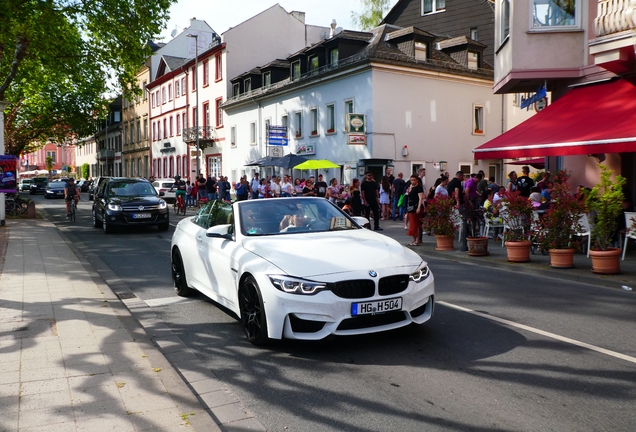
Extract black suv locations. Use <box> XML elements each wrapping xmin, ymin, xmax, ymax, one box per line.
<box><xmin>88</xmin><ymin>176</ymin><xmax>110</xmax><ymax>200</ymax></box>
<box><xmin>29</xmin><ymin>177</ymin><xmax>49</xmax><ymax>195</ymax></box>
<box><xmin>92</xmin><ymin>177</ymin><xmax>169</xmax><ymax>233</ymax></box>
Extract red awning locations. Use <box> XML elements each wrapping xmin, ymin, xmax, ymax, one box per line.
<box><xmin>474</xmin><ymin>78</ymin><xmax>636</xmax><ymax>160</ymax></box>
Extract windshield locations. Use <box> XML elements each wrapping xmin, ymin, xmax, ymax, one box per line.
<box><xmin>107</xmin><ymin>181</ymin><xmax>157</xmax><ymax>197</ymax></box>
<box><xmin>239</xmin><ymin>198</ymin><xmax>359</xmax><ymax>236</ymax></box>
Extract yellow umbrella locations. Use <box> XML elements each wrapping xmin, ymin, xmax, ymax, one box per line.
<box><xmin>293</xmin><ymin>159</ymin><xmax>340</xmax><ymax>170</ymax></box>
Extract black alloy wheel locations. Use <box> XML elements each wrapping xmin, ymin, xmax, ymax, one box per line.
<box><xmin>92</xmin><ymin>209</ymin><xmax>102</xmax><ymax>228</ymax></box>
<box><xmin>239</xmin><ymin>276</ymin><xmax>269</xmax><ymax>345</ymax></box>
<box><xmin>102</xmin><ymin>211</ymin><xmax>113</xmax><ymax>233</ymax></box>
<box><xmin>172</xmin><ymin>249</ymin><xmax>194</xmax><ymax>297</ymax></box>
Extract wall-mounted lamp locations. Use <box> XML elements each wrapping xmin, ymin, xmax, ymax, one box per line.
<box><xmin>439</xmin><ymin>161</ymin><xmax>447</xmax><ymax>171</ymax></box>
<box><xmin>402</xmin><ymin>145</ymin><xmax>409</xmax><ymax>157</ymax></box>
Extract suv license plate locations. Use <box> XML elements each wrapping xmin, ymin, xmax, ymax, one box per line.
<box><xmin>351</xmin><ymin>297</ymin><xmax>402</xmax><ymax>316</ymax></box>
<box><xmin>132</xmin><ymin>213</ymin><xmax>151</xmax><ymax>219</ymax></box>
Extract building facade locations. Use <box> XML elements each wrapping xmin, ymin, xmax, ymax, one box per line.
<box><xmin>122</xmin><ymin>61</ymin><xmax>151</xmax><ymax>178</ymax></box>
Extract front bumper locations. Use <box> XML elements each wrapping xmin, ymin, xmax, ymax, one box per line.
<box><xmin>253</xmin><ymin>270</ymin><xmax>435</xmax><ymax>341</ymax></box>
<box><xmin>104</xmin><ymin>208</ymin><xmax>169</xmax><ymax>226</ymax></box>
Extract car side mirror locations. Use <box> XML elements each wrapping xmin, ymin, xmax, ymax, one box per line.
<box><xmin>351</xmin><ymin>216</ymin><xmax>369</xmax><ymax>227</ymax></box>
<box><xmin>206</xmin><ymin>224</ymin><xmax>233</xmax><ymax>239</ymax></box>
<box><xmin>159</xmin><ymin>191</ymin><xmax>165</xmax><ymax>196</ymax></box>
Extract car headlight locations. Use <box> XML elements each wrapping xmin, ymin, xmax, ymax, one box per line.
<box><xmin>158</xmin><ymin>200</ymin><xmax>167</xmax><ymax>209</ymax></box>
<box><xmin>107</xmin><ymin>203</ymin><xmax>122</xmax><ymax>211</ymax></box>
<box><xmin>269</xmin><ymin>275</ymin><xmax>328</xmax><ymax>295</ymax></box>
<box><xmin>409</xmin><ymin>263</ymin><xmax>430</xmax><ymax>283</ymax></box>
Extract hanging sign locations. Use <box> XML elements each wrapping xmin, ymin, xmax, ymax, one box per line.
<box><xmin>521</xmin><ymin>86</ymin><xmax>547</xmax><ymax>110</ymax></box>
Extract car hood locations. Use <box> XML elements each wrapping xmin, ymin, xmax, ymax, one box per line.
<box><xmin>108</xmin><ymin>196</ymin><xmax>161</xmax><ymax>205</ymax></box>
<box><xmin>242</xmin><ymin>229</ymin><xmax>422</xmax><ymax>278</ymax></box>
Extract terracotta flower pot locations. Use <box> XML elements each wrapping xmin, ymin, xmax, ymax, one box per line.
<box><xmin>435</xmin><ymin>235</ymin><xmax>455</xmax><ymax>251</ymax></box>
<box><xmin>505</xmin><ymin>240</ymin><xmax>531</xmax><ymax>263</ymax></box>
<box><xmin>467</xmin><ymin>236</ymin><xmax>489</xmax><ymax>256</ymax></box>
<box><xmin>548</xmin><ymin>248</ymin><xmax>575</xmax><ymax>269</ymax></box>
<box><xmin>589</xmin><ymin>248</ymin><xmax>621</xmax><ymax>274</ymax></box>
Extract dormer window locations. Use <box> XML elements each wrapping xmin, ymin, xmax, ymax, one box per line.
<box><xmin>233</xmin><ymin>83</ymin><xmax>240</xmax><ymax>97</ymax></box>
<box><xmin>309</xmin><ymin>55</ymin><xmax>319</xmax><ymax>72</ymax></box>
<box><xmin>414</xmin><ymin>42</ymin><xmax>427</xmax><ymax>61</ymax></box>
<box><xmin>291</xmin><ymin>61</ymin><xmax>301</xmax><ymax>81</ymax></box>
<box><xmin>244</xmin><ymin>78</ymin><xmax>251</xmax><ymax>93</ymax></box>
<box><xmin>422</xmin><ymin>0</ymin><xmax>445</xmax><ymax>15</ymax></box>
<box><xmin>263</xmin><ymin>71</ymin><xmax>271</xmax><ymax>88</ymax></box>
<box><xmin>467</xmin><ymin>51</ymin><xmax>479</xmax><ymax>70</ymax></box>
<box><xmin>330</xmin><ymin>48</ymin><xmax>339</xmax><ymax>67</ymax></box>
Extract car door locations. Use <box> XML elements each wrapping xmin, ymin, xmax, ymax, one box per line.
<box><xmin>178</xmin><ymin>202</ymin><xmax>214</xmax><ymax>289</ymax></box>
<box><xmin>198</xmin><ymin>201</ymin><xmax>240</xmax><ymax>310</ymax></box>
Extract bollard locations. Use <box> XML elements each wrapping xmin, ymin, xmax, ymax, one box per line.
<box><xmin>27</xmin><ymin>201</ymin><xmax>36</xmax><ymax>219</ymax></box>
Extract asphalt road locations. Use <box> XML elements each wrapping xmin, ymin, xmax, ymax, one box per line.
<box><xmin>31</xmin><ymin>192</ymin><xmax>636</xmax><ymax>431</ymax></box>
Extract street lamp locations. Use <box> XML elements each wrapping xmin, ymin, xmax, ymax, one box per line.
<box><xmin>186</xmin><ymin>33</ymin><xmax>200</xmax><ymax>179</ymax></box>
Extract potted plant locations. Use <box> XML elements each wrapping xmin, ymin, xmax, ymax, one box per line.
<box><xmin>497</xmin><ymin>189</ymin><xmax>534</xmax><ymax>262</ymax></box>
<box><xmin>422</xmin><ymin>194</ymin><xmax>458</xmax><ymax>251</ymax></box>
<box><xmin>535</xmin><ymin>171</ymin><xmax>586</xmax><ymax>268</ymax></box>
<box><xmin>462</xmin><ymin>199</ymin><xmax>489</xmax><ymax>256</ymax></box>
<box><xmin>585</xmin><ymin>164</ymin><xmax>626</xmax><ymax>274</ymax></box>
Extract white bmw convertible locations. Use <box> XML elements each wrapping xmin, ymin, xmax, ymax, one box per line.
<box><xmin>170</xmin><ymin>197</ymin><xmax>435</xmax><ymax>345</ymax></box>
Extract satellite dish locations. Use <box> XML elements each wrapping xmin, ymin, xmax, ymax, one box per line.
<box><xmin>170</xmin><ymin>26</ymin><xmax>177</xmax><ymax>38</ymax></box>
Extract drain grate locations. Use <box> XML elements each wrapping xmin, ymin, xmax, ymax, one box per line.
<box><xmin>117</xmin><ymin>291</ymin><xmax>137</xmax><ymax>300</ymax></box>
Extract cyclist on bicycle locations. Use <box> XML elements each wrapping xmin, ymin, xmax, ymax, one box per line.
<box><xmin>65</xmin><ymin>178</ymin><xmax>80</xmax><ymax>218</ymax></box>
<box><xmin>173</xmin><ymin>175</ymin><xmax>187</xmax><ymax>207</ymax></box>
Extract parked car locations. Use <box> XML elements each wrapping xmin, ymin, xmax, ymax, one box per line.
<box><xmin>170</xmin><ymin>197</ymin><xmax>435</xmax><ymax>345</ymax></box>
<box><xmin>92</xmin><ymin>177</ymin><xmax>169</xmax><ymax>233</ymax></box>
<box><xmin>29</xmin><ymin>177</ymin><xmax>49</xmax><ymax>195</ymax></box>
<box><xmin>88</xmin><ymin>176</ymin><xmax>110</xmax><ymax>200</ymax></box>
<box><xmin>44</xmin><ymin>180</ymin><xmax>67</xmax><ymax>199</ymax></box>
<box><xmin>76</xmin><ymin>179</ymin><xmax>91</xmax><ymax>192</ymax></box>
<box><xmin>152</xmin><ymin>178</ymin><xmax>176</xmax><ymax>202</ymax></box>
<box><xmin>18</xmin><ymin>179</ymin><xmax>32</xmax><ymax>191</ymax></box>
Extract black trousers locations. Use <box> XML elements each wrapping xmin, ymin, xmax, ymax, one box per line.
<box><xmin>364</xmin><ymin>201</ymin><xmax>381</xmax><ymax>229</ymax></box>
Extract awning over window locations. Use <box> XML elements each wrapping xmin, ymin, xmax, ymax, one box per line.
<box><xmin>473</xmin><ymin>78</ymin><xmax>636</xmax><ymax>160</ymax></box>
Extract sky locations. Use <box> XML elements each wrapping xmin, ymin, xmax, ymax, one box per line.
<box><xmin>158</xmin><ymin>0</ymin><xmax>400</xmax><ymax>40</ymax></box>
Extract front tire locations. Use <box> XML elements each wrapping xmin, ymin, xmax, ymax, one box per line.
<box><xmin>92</xmin><ymin>209</ymin><xmax>102</xmax><ymax>228</ymax></box>
<box><xmin>172</xmin><ymin>249</ymin><xmax>195</xmax><ymax>297</ymax></box>
<box><xmin>239</xmin><ymin>276</ymin><xmax>269</xmax><ymax>345</ymax></box>
<box><xmin>102</xmin><ymin>212</ymin><xmax>113</xmax><ymax>233</ymax></box>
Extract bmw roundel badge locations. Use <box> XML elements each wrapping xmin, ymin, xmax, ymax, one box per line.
<box><xmin>369</xmin><ymin>270</ymin><xmax>377</xmax><ymax>278</ymax></box>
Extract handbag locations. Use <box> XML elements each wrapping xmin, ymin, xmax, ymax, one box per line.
<box><xmin>406</xmin><ymin>204</ymin><xmax>415</xmax><ymax>213</ymax></box>
<box><xmin>397</xmin><ymin>194</ymin><xmax>406</xmax><ymax>207</ymax></box>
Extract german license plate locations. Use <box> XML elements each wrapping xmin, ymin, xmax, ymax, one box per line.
<box><xmin>351</xmin><ymin>297</ymin><xmax>402</xmax><ymax>316</ymax></box>
<box><xmin>132</xmin><ymin>213</ymin><xmax>151</xmax><ymax>219</ymax></box>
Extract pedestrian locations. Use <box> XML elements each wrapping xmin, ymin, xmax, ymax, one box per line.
<box><xmin>350</xmin><ymin>178</ymin><xmax>362</xmax><ymax>216</ymax></box>
<box><xmin>206</xmin><ymin>175</ymin><xmax>217</xmax><ymax>201</ymax></box>
<box><xmin>250</xmin><ymin>172</ymin><xmax>260</xmax><ymax>199</ymax></box>
<box><xmin>361</xmin><ymin>171</ymin><xmax>382</xmax><ymax>231</ymax></box>
<box><xmin>315</xmin><ymin>174</ymin><xmax>328</xmax><ymax>198</ymax></box>
<box><xmin>447</xmin><ymin>171</ymin><xmax>465</xmax><ymax>210</ymax></box>
<box><xmin>380</xmin><ymin>176</ymin><xmax>391</xmax><ymax>220</ymax></box>
<box><xmin>392</xmin><ymin>172</ymin><xmax>406</xmax><ymax>221</ymax></box>
<box><xmin>406</xmin><ymin>174</ymin><xmax>425</xmax><ymax>246</ymax></box>
<box><xmin>517</xmin><ymin>165</ymin><xmax>535</xmax><ymax>197</ymax></box>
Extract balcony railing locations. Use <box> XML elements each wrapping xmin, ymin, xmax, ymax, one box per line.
<box><xmin>98</xmin><ymin>149</ymin><xmax>115</xmax><ymax>160</ymax></box>
<box><xmin>182</xmin><ymin>126</ymin><xmax>217</xmax><ymax>146</ymax></box>
<box><xmin>594</xmin><ymin>0</ymin><xmax>636</xmax><ymax>37</ymax></box>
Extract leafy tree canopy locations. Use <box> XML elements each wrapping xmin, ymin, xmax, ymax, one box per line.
<box><xmin>351</xmin><ymin>0</ymin><xmax>391</xmax><ymax>31</ymax></box>
<box><xmin>0</xmin><ymin>0</ymin><xmax>175</xmax><ymax>156</ymax></box>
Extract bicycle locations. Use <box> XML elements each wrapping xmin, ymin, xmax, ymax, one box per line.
<box><xmin>5</xmin><ymin>194</ymin><xmax>27</xmax><ymax>216</ymax></box>
<box><xmin>173</xmin><ymin>194</ymin><xmax>186</xmax><ymax>216</ymax></box>
<box><xmin>69</xmin><ymin>198</ymin><xmax>77</xmax><ymax>222</ymax></box>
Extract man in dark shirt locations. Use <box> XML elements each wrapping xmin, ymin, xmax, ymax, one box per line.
<box><xmin>517</xmin><ymin>165</ymin><xmax>535</xmax><ymax>197</ymax></box>
<box><xmin>447</xmin><ymin>171</ymin><xmax>465</xmax><ymax>209</ymax></box>
<box><xmin>392</xmin><ymin>172</ymin><xmax>406</xmax><ymax>221</ymax></box>
<box><xmin>315</xmin><ymin>174</ymin><xmax>328</xmax><ymax>198</ymax></box>
<box><xmin>361</xmin><ymin>171</ymin><xmax>382</xmax><ymax>231</ymax></box>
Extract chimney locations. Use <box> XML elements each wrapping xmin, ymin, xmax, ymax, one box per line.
<box><xmin>290</xmin><ymin>11</ymin><xmax>305</xmax><ymax>24</ymax></box>
<box><xmin>330</xmin><ymin>19</ymin><xmax>337</xmax><ymax>38</ymax></box>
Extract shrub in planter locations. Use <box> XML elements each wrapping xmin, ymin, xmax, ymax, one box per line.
<box><xmin>585</xmin><ymin>164</ymin><xmax>626</xmax><ymax>251</ymax></box>
<box><xmin>536</xmin><ymin>171</ymin><xmax>586</xmax><ymax>250</ymax></box>
<box><xmin>422</xmin><ymin>194</ymin><xmax>458</xmax><ymax>238</ymax></box>
<box><xmin>496</xmin><ymin>189</ymin><xmax>534</xmax><ymax>242</ymax></box>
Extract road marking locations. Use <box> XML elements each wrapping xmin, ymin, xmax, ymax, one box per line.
<box><xmin>144</xmin><ymin>296</ymin><xmax>195</xmax><ymax>307</ymax></box>
<box><xmin>438</xmin><ymin>301</ymin><xmax>636</xmax><ymax>365</ymax></box>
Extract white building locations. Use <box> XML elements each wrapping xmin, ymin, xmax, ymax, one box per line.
<box><xmin>223</xmin><ymin>25</ymin><xmax>504</xmax><ymax>191</ymax></box>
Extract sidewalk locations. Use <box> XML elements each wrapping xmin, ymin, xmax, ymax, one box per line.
<box><xmin>378</xmin><ymin>218</ymin><xmax>636</xmax><ymax>290</ymax></box>
<box><xmin>0</xmin><ymin>219</ymin><xmax>250</xmax><ymax>432</ymax></box>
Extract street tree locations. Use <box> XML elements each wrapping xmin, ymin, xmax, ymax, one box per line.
<box><xmin>0</xmin><ymin>0</ymin><xmax>175</xmax><ymax>156</ymax></box>
<box><xmin>351</xmin><ymin>0</ymin><xmax>391</xmax><ymax>30</ymax></box>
